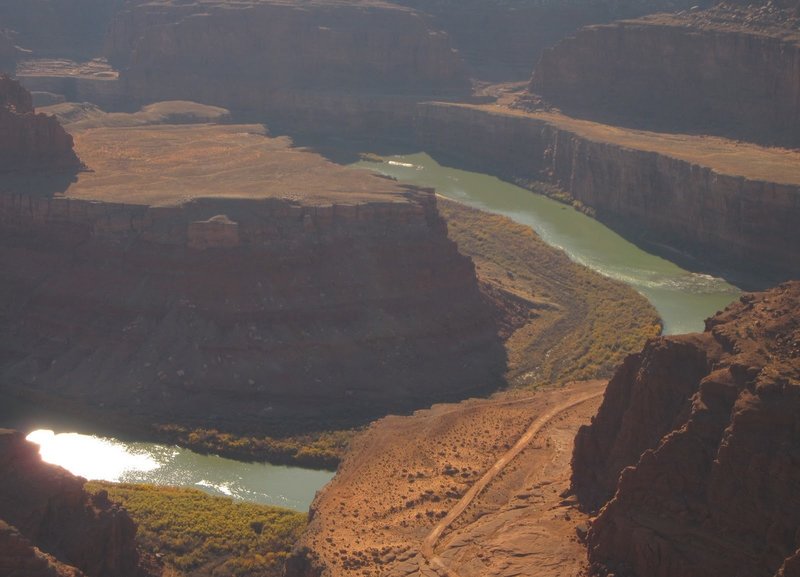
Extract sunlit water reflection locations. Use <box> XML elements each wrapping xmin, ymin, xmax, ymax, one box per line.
<box><xmin>25</xmin><ymin>429</ymin><xmax>333</xmax><ymax>511</ymax></box>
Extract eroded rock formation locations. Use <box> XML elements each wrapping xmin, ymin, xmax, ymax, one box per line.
<box><xmin>531</xmin><ymin>4</ymin><xmax>800</xmax><ymax>147</ymax></box>
<box><xmin>571</xmin><ymin>281</ymin><xmax>800</xmax><ymax>577</ymax></box>
<box><xmin>0</xmin><ymin>430</ymin><xmax>147</xmax><ymax>577</ymax></box>
<box><xmin>0</xmin><ymin>75</ymin><xmax>82</xmax><ymax>172</ymax></box>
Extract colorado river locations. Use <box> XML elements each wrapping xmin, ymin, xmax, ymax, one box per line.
<box><xmin>4</xmin><ymin>152</ymin><xmax>741</xmax><ymax>510</ymax></box>
<box><xmin>0</xmin><ymin>397</ymin><xmax>333</xmax><ymax>512</ymax></box>
<box><xmin>351</xmin><ymin>152</ymin><xmax>742</xmax><ymax>334</ymax></box>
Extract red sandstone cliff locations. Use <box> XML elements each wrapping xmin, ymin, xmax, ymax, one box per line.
<box><xmin>0</xmin><ymin>75</ymin><xmax>82</xmax><ymax>172</ymax></box>
<box><xmin>107</xmin><ymin>0</ymin><xmax>470</xmax><ymax>137</ymax></box>
<box><xmin>530</xmin><ymin>4</ymin><xmax>800</xmax><ymax>148</ymax></box>
<box><xmin>0</xmin><ymin>189</ymin><xmax>504</xmax><ymax>434</ymax></box>
<box><xmin>415</xmin><ymin>102</ymin><xmax>800</xmax><ymax>284</ymax></box>
<box><xmin>571</xmin><ymin>281</ymin><xmax>800</xmax><ymax>577</ymax></box>
<box><xmin>0</xmin><ymin>430</ymin><xmax>151</xmax><ymax>577</ymax></box>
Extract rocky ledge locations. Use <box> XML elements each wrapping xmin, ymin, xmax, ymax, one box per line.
<box><xmin>0</xmin><ymin>429</ymin><xmax>151</xmax><ymax>577</ymax></box>
<box><xmin>572</xmin><ymin>281</ymin><xmax>800</xmax><ymax>577</ymax></box>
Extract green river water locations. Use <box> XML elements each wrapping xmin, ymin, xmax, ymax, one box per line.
<box><xmin>5</xmin><ymin>152</ymin><xmax>743</xmax><ymax>510</ymax></box>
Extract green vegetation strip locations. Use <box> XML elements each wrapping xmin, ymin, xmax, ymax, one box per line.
<box><xmin>87</xmin><ymin>482</ymin><xmax>306</xmax><ymax>577</ymax></box>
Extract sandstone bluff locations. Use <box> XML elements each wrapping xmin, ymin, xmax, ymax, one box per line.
<box><xmin>573</xmin><ymin>281</ymin><xmax>800</xmax><ymax>577</ymax></box>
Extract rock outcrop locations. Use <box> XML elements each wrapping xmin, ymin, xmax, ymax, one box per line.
<box><xmin>415</xmin><ymin>102</ymin><xmax>800</xmax><ymax>284</ymax></box>
<box><xmin>0</xmin><ymin>75</ymin><xmax>82</xmax><ymax>172</ymax></box>
<box><xmin>571</xmin><ymin>281</ymin><xmax>800</xmax><ymax>577</ymax></box>
<box><xmin>107</xmin><ymin>0</ymin><xmax>470</xmax><ymax>137</ymax></box>
<box><xmin>0</xmin><ymin>121</ymin><xmax>504</xmax><ymax>435</ymax></box>
<box><xmin>531</xmin><ymin>4</ymin><xmax>800</xmax><ymax>147</ymax></box>
<box><xmin>0</xmin><ymin>430</ymin><xmax>147</xmax><ymax>577</ymax></box>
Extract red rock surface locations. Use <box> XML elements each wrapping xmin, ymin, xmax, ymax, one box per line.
<box><xmin>0</xmin><ymin>122</ymin><xmax>504</xmax><ymax>435</ymax></box>
<box><xmin>530</xmin><ymin>4</ymin><xmax>800</xmax><ymax>147</ymax></box>
<box><xmin>0</xmin><ymin>75</ymin><xmax>82</xmax><ymax>172</ymax></box>
<box><xmin>571</xmin><ymin>281</ymin><xmax>800</xmax><ymax>577</ymax></box>
<box><xmin>0</xmin><ymin>430</ymin><xmax>149</xmax><ymax>577</ymax></box>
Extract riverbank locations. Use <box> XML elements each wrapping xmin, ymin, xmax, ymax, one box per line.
<box><xmin>87</xmin><ymin>482</ymin><xmax>305</xmax><ymax>577</ymax></box>
<box><xmin>415</xmin><ymin>101</ymin><xmax>800</xmax><ymax>287</ymax></box>
<box><xmin>1</xmin><ymin>193</ymin><xmax>660</xmax><ymax>473</ymax></box>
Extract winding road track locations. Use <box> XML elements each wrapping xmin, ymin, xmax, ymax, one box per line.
<box><xmin>420</xmin><ymin>384</ymin><xmax>606</xmax><ymax>577</ymax></box>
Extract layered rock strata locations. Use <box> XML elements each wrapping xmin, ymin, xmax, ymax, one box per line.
<box><xmin>0</xmin><ymin>121</ymin><xmax>503</xmax><ymax>434</ymax></box>
<box><xmin>107</xmin><ymin>0</ymin><xmax>470</xmax><ymax>136</ymax></box>
<box><xmin>0</xmin><ymin>430</ymin><xmax>146</xmax><ymax>577</ymax></box>
<box><xmin>0</xmin><ymin>75</ymin><xmax>82</xmax><ymax>172</ymax></box>
<box><xmin>415</xmin><ymin>102</ymin><xmax>800</xmax><ymax>284</ymax></box>
<box><xmin>572</xmin><ymin>281</ymin><xmax>800</xmax><ymax>577</ymax></box>
<box><xmin>531</xmin><ymin>5</ymin><xmax>800</xmax><ymax>147</ymax></box>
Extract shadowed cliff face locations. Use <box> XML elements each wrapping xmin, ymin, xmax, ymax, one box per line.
<box><xmin>0</xmin><ymin>430</ymin><xmax>148</xmax><ymax>577</ymax></box>
<box><xmin>392</xmin><ymin>0</ymin><xmax>714</xmax><ymax>81</ymax></box>
<box><xmin>0</xmin><ymin>0</ymin><xmax>123</xmax><ymax>59</ymax></box>
<box><xmin>531</xmin><ymin>6</ymin><xmax>800</xmax><ymax>147</ymax></box>
<box><xmin>572</xmin><ymin>281</ymin><xmax>800</xmax><ymax>577</ymax></box>
<box><xmin>0</xmin><ymin>191</ymin><xmax>506</xmax><ymax>435</ymax></box>
<box><xmin>0</xmin><ymin>75</ymin><xmax>83</xmax><ymax>175</ymax></box>
<box><xmin>107</xmin><ymin>1</ymin><xmax>470</xmax><ymax>137</ymax></box>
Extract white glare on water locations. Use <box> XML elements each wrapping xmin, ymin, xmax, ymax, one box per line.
<box><xmin>26</xmin><ymin>429</ymin><xmax>160</xmax><ymax>482</ymax></box>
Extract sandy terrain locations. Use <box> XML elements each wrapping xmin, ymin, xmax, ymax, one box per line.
<box><xmin>36</xmin><ymin>103</ymin><xmax>413</xmax><ymax>207</ymax></box>
<box><xmin>298</xmin><ymin>380</ymin><xmax>605</xmax><ymax>577</ymax></box>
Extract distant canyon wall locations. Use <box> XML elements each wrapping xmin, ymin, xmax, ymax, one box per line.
<box><xmin>0</xmin><ymin>189</ymin><xmax>505</xmax><ymax>433</ymax></box>
<box><xmin>105</xmin><ymin>1</ymin><xmax>470</xmax><ymax>137</ymax></box>
<box><xmin>415</xmin><ymin>102</ymin><xmax>800</xmax><ymax>284</ymax></box>
<box><xmin>571</xmin><ymin>281</ymin><xmax>800</xmax><ymax>577</ymax></box>
<box><xmin>531</xmin><ymin>17</ymin><xmax>800</xmax><ymax>147</ymax></box>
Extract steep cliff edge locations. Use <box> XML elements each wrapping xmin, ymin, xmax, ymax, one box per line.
<box><xmin>0</xmin><ymin>74</ymin><xmax>82</xmax><ymax>172</ymax></box>
<box><xmin>0</xmin><ymin>430</ymin><xmax>149</xmax><ymax>577</ymax></box>
<box><xmin>572</xmin><ymin>281</ymin><xmax>800</xmax><ymax>577</ymax></box>
<box><xmin>0</xmin><ymin>116</ymin><xmax>504</xmax><ymax>436</ymax></box>
<box><xmin>415</xmin><ymin>102</ymin><xmax>800</xmax><ymax>285</ymax></box>
<box><xmin>531</xmin><ymin>4</ymin><xmax>800</xmax><ymax>147</ymax></box>
<box><xmin>107</xmin><ymin>0</ymin><xmax>469</xmax><ymax>137</ymax></box>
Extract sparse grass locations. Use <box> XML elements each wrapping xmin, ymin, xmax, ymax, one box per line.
<box><xmin>86</xmin><ymin>482</ymin><xmax>306</xmax><ymax>577</ymax></box>
<box><xmin>439</xmin><ymin>198</ymin><xmax>661</xmax><ymax>386</ymax></box>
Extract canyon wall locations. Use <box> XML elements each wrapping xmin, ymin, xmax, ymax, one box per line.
<box><xmin>0</xmin><ymin>189</ymin><xmax>504</xmax><ymax>433</ymax></box>
<box><xmin>415</xmin><ymin>103</ymin><xmax>800</xmax><ymax>284</ymax></box>
<box><xmin>392</xmin><ymin>0</ymin><xmax>711</xmax><ymax>80</ymax></box>
<box><xmin>571</xmin><ymin>281</ymin><xmax>800</xmax><ymax>577</ymax></box>
<box><xmin>0</xmin><ymin>0</ymin><xmax>122</xmax><ymax>59</ymax></box>
<box><xmin>107</xmin><ymin>0</ymin><xmax>470</xmax><ymax>137</ymax></box>
<box><xmin>531</xmin><ymin>8</ymin><xmax>800</xmax><ymax>147</ymax></box>
<box><xmin>0</xmin><ymin>429</ymin><xmax>147</xmax><ymax>577</ymax></box>
<box><xmin>0</xmin><ymin>75</ymin><xmax>82</xmax><ymax>172</ymax></box>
